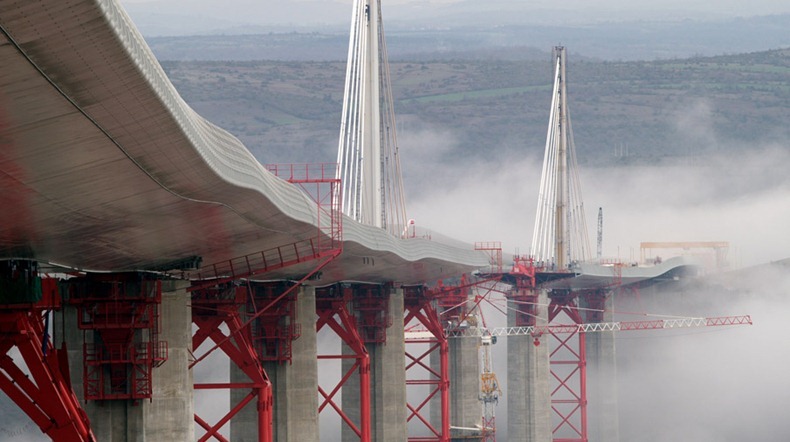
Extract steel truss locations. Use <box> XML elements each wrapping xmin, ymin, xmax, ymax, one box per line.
<box><xmin>404</xmin><ymin>286</ymin><xmax>449</xmax><ymax>442</ymax></box>
<box><xmin>62</xmin><ymin>272</ymin><xmax>167</xmax><ymax>402</ymax></box>
<box><xmin>0</xmin><ymin>261</ymin><xmax>95</xmax><ymax>441</ymax></box>
<box><xmin>191</xmin><ymin>284</ymin><xmax>273</xmax><ymax>442</ymax></box>
<box><xmin>547</xmin><ymin>292</ymin><xmax>587</xmax><ymax>442</ymax></box>
<box><xmin>316</xmin><ymin>285</ymin><xmax>371</xmax><ymax>441</ymax></box>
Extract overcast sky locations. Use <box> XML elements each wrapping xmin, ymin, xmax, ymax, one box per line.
<box><xmin>119</xmin><ymin>0</ymin><xmax>790</xmax><ymax>33</ymax></box>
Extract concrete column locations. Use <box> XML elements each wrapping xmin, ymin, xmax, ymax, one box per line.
<box><xmin>584</xmin><ymin>293</ymin><xmax>619</xmax><ymax>442</ymax></box>
<box><xmin>448</xmin><ymin>334</ymin><xmax>482</xmax><ymax>441</ymax></box>
<box><xmin>341</xmin><ymin>342</ymin><xmax>361</xmax><ymax>442</ymax></box>
<box><xmin>507</xmin><ymin>290</ymin><xmax>552</xmax><ymax>442</ymax></box>
<box><xmin>275</xmin><ymin>285</ymin><xmax>319</xmax><ymax>441</ymax></box>
<box><xmin>369</xmin><ymin>288</ymin><xmax>407</xmax><ymax>441</ymax></box>
<box><xmin>56</xmin><ymin>279</ymin><xmax>193</xmax><ymax>441</ymax></box>
<box><xmin>144</xmin><ymin>280</ymin><xmax>194</xmax><ymax>441</ymax></box>
<box><xmin>342</xmin><ymin>287</ymin><xmax>407</xmax><ymax>441</ymax></box>
<box><xmin>232</xmin><ymin>285</ymin><xmax>319</xmax><ymax>442</ymax></box>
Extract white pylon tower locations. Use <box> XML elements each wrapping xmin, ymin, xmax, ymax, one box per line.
<box><xmin>530</xmin><ymin>46</ymin><xmax>591</xmax><ymax>268</ymax></box>
<box><xmin>336</xmin><ymin>0</ymin><xmax>408</xmax><ymax>236</ymax></box>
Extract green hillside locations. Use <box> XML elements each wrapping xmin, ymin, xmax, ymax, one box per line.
<box><xmin>161</xmin><ymin>48</ymin><xmax>790</xmax><ymax>168</ymax></box>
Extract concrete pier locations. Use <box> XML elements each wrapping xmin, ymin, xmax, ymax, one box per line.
<box><xmin>507</xmin><ymin>290</ymin><xmax>552</xmax><ymax>442</ymax></box>
<box><xmin>448</xmin><ymin>334</ymin><xmax>482</xmax><ymax>441</ymax></box>
<box><xmin>342</xmin><ymin>287</ymin><xmax>407</xmax><ymax>441</ymax></box>
<box><xmin>145</xmin><ymin>280</ymin><xmax>195</xmax><ymax>440</ymax></box>
<box><xmin>583</xmin><ymin>293</ymin><xmax>620</xmax><ymax>442</ymax></box>
<box><xmin>231</xmin><ymin>285</ymin><xmax>319</xmax><ymax>442</ymax></box>
<box><xmin>56</xmin><ymin>279</ymin><xmax>194</xmax><ymax>441</ymax></box>
<box><xmin>370</xmin><ymin>288</ymin><xmax>407</xmax><ymax>440</ymax></box>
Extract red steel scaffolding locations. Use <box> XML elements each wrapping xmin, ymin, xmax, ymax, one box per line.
<box><xmin>191</xmin><ymin>283</ymin><xmax>274</xmax><ymax>442</ymax></box>
<box><xmin>189</xmin><ymin>162</ymin><xmax>342</xmax><ymax>441</ymax></box>
<box><xmin>316</xmin><ymin>284</ymin><xmax>372</xmax><ymax>441</ymax></box>
<box><xmin>62</xmin><ymin>272</ymin><xmax>167</xmax><ymax>402</ymax></box>
<box><xmin>404</xmin><ymin>285</ymin><xmax>450</xmax><ymax>442</ymax></box>
<box><xmin>0</xmin><ymin>260</ymin><xmax>95</xmax><ymax>441</ymax></box>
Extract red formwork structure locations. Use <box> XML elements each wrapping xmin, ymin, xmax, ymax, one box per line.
<box><xmin>0</xmin><ymin>260</ymin><xmax>95</xmax><ymax>441</ymax></box>
<box><xmin>188</xmin><ymin>163</ymin><xmax>342</xmax><ymax>442</ymax></box>
<box><xmin>504</xmin><ymin>256</ymin><xmax>539</xmax><ymax>331</ymax></box>
<box><xmin>404</xmin><ymin>285</ymin><xmax>449</xmax><ymax>442</ymax></box>
<box><xmin>315</xmin><ymin>284</ymin><xmax>372</xmax><ymax>441</ymax></box>
<box><xmin>352</xmin><ymin>284</ymin><xmax>392</xmax><ymax>344</ymax></box>
<box><xmin>62</xmin><ymin>272</ymin><xmax>167</xmax><ymax>402</ymax></box>
<box><xmin>248</xmin><ymin>281</ymin><xmax>301</xmax><ymax>363</ymax></box>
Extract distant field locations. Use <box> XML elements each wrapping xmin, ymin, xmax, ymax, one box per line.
<box><xmin>162</xmin><ymin>48</ymin><xmax>790</xmax><ymax>168</ymax></box>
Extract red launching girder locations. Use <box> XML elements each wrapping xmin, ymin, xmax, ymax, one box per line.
<box><xmin>191</xmin><ymin>284</ymin><xmax>273</xmax><ymax>442</ymax></box>
<box><xmin>315</xmin><ymin>285</ymin><xmax>371</xmax><ymax>441</ymax></box>
<box><xmin>62</xmin><ymin>272</ymin><xmax>166</xmax><ymax>402</ymax></box>
<box><xmin>404</xmin><ymin>286</ymin><xmax>449</xmax><ymax>442</ymax></box>
<box><xmin>0</xmin><ymin>261</ymin><xmax>95</xmax><ymax>441</ymax></box>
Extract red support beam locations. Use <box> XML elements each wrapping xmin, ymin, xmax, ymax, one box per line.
<box><xmin>548</xmin><ymin>292</ymin><xmax>588</xmax><ymax>442</ymax></box>
<box><xmin>0</xmin><ymin>261</ymin><xmax>95</xmax><ymax>441</ymax></box>
<box><xmin>191</xmin><ymin>284</ymin><xmax>273</xmax><ymax>442</ymax></box>
<box><xmin>316</xmin><ymin>285</ymin><xmax>371</xmax><ymax>441</ymax></box>
<box><xmin>404</xmin><ymin>286</ymin><xmax>449</xmax><ymax>442</ymax></box>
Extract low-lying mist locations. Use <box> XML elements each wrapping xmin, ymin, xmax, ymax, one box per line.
<box><xmin>403</xmin><ymin>111</ymin><xmax>789</xmax><ymax>439</ymax></box>
<box><xmin>405</xmin><ymin>123</ymin><xmax>790</xmax><ymax>268</ymax></box>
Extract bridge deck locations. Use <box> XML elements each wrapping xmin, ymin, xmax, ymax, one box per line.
<box><xmin>0</xmin><ymin>0</ymin><xmax>487</xmax><ymax>284</ymax></box>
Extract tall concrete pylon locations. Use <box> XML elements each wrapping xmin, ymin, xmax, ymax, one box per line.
<box><xmin>336</xmin><ymin>0</ymin><xmax>408</xmax><ymax>237</ymax></box>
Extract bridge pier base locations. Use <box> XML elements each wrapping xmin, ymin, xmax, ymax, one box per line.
<box><xmin>369</xmin><ymin>287</ymin><xmax>407</xmax><ymax>440</ymax></box>
<box><xmin>56</xmin><ymin>279</ymin><xmax>194</xmax><ymax>441</ymax></box>
<box><xmin>447</xmin><ymin>334</ymin><xmax>482</xmax><ymax>441</ymax></box>
<box><xmin>582</xmin><ymin>291</ymin><xmax>620</xmax><ymax>442</ymax></box>
<box><xmin>507</xmin><ymin>290</ymin><xmax>551</xmax><ymax>442</ymax></box>
<box><xmin>341</xmin><ymin>286</ymin><xmax>407</xmax><ymax>441</ymax></box>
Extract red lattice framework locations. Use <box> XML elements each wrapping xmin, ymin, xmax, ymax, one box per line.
<box><xmin>316</xmin><ymin>284</ymin><xmax>371</xmax><ymax>441</ymax></box>
<box><xmin>0</xmin><ymin>260</ymin><xmax>95</xmax><ymax>441</ymax></box>
<box><xmin>63</xmin><ymin>273</ymin><xmax>167</xmax><ymax>402</ymax></box>
<box><xmin>547</xmin><ymin>291</ymin><xmax>588</xmax><ymax>442</ymax></box>
<box><xmin>189</xmin><ymin>162</ymin><xmax>343</xmax><ymax>441</ymax></box>
<box><xmin>404</xmin><ymin>285</ymin><xmax>449</xmax><ymax>442</ymax></box>
<box><xmin>475</xmin><ymin>242</ymin><xmax>503</xmax><ymax>274</ymax></box>
<box><xmin>191</xmin><ymin>283</ymin><xmax>273</xmax><ymax>442</ymax></box>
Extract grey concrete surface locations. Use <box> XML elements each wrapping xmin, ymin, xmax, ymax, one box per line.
<box><xmin>507</xmin><ymin>291</ymin><xmax>552</xmax><ymax>442</ymax></box>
